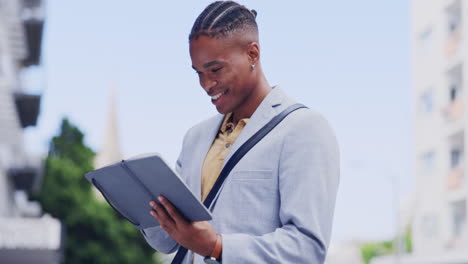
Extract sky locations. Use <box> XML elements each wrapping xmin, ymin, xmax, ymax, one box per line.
<box><xmin>24</xmin><ymin>0</ymin><xmax>412</xmax><ymax>243</ymax></box>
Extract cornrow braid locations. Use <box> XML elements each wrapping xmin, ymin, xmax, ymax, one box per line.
<box><xmin>189</xmin><ymin>1</ymin><xmax>258</xmax><ymax>40</ymax></box>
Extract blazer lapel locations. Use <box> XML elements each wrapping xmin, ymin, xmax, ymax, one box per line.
<box><xmin>222</xmin><ymin>86</ymin><xmax>288</xmax><ymax>166</ymax></box>
<box><xmin>191</xmin><ymin>114</ymin><xmax>224</xmax><ymax>199</ymax></box>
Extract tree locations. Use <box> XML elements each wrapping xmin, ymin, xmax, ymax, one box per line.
<box><xmin>404</xmin><ymin>226</ymin><xmax>413</xmax><ymax>253</ymax></box>
<box><xmin>360</xmin><ymin>226</ymin><xmax>413</xmax><ymax>264</ymax></box>
<box><xmin>360</xmin><ymin>240</ymin><xmax>393</xmax><ymax>264</ymax></box>
<box><xmin>37</xmin><ymin>118</ymin><xmax>160</xmax><ymax>264</ymax></box>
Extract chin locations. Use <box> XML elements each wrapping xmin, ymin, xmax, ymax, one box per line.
<box><xmin>215</xmin><ymin>105</ymin><xmax>232</xmax><ymax>115</ymax></box>
<box><xmin>215</xmin><ymin>107</ymin><xmax>229</xmax><ymax>115</ymax></box>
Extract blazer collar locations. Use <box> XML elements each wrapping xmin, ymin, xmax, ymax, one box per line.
<box><xmin>221</xmin><ymin>86</ymin><xmax>292</xmax><ymax>166</ymax></box>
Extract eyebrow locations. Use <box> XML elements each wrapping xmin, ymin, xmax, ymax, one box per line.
<box><xmin>203</xmin><ymin>61</ymin><xmax>221</xmax><ymax>68</ymax></box>
<box><xmin>192</xmin><ymin>61</ymin><xmax>221</xmax><ymax>71</ymax></box>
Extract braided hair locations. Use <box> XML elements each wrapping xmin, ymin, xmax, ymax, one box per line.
<box><xmin>189</xmin><ymin>1</ymin><xmax>258</xmax><ymax>40</ymax></box>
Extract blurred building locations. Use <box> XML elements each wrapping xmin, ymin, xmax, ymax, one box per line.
<box><xmin>405</xmin><ymin>0</ymin><xmax>468</xmax><ymax>262</ymax></box>
<box><xmin>92</xmin><ymin>88</ymin><xmax>122</xmax><ymax>202</ymax></box>
<box><xmin>0</xmin><ymin>0</ymin><xmax>63</xmax><ymax>263</ymax></box>
<box><xmin>94</xmin><ymin>87</ymin><xmax>122</xmax><ymax>169</ymax></box>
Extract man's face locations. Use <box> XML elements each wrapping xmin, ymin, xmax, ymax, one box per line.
<box><xmin>190</xmin><ymin>35</ymin><xmax>253</xmax><ymax>114</ymax></box>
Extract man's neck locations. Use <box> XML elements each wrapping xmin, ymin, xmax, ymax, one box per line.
<box><xmin>231</xmin><ymin>77</ymin><xmax>271</xmax><ymax>124</ymax></box>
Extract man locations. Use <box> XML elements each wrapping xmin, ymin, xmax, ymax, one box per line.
<box><xmin>142</xmin><ymin>1</ymin><xmax>340</xmax><ymax>263</ymax></box>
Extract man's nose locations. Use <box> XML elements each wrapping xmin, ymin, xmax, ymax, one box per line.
<box><xmin>200</xmin><ymin>77</ymin><xmax>218</xmax><ymax>93</ymax></box>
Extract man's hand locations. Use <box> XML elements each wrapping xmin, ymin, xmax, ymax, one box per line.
<box><xmin>149</xmin><ymin>196</ymin><xmax>217</xmax><ymax>257</ymax></box>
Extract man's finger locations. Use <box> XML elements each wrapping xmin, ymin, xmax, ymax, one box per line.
<box><xmin>151</xmin><ymin>201</ymin><xmax>176</xmax><ymax>228</ymax></box>
<box><xmin>150</xmin><ymin>201</ymin><xmax>170</xmax><ymax>218</ymax></box>
<box><xmin>151</xmin><ymin>210</ymin><xmax>171</xmax><ymax>232</ymax></box>
<box><xmin>158</xmin><ymin>196</ymin><xmax>187</xmax><ymax>224</ymax></box>
<box><xmin>150</xmin><ymin>209</ymin><xmax>158</xmax><ymax>220</ymax></box>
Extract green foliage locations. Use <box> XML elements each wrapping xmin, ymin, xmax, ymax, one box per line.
<box><xmin>37</xmin><ymin>118</ymin><xmax>159</xmax><ymax>264</ymax></box>
<box><xmin>360</xmin><ymin>227</ymin><xmax>413</xmax><ymax>264</ymax></box>
<box><xmin>405</xmin><ymin>227</ymin><xmax>413</xmax><ymax>253</ymax></box>
<box><xmin>360</xmin><ymin>240</ymin><xmax>393</xmax><ymax>264</ymax></box>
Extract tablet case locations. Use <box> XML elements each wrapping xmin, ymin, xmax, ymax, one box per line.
<box><xmin>84</xmin><ymin>154</ymin><xmax>212</xmax><ymax>230</ymax></box>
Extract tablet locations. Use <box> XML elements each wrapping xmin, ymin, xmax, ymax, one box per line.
<box><xmin>84</xmin><ymin>153</ymin><xmax>212</xmax><ymax>229</ymax></box>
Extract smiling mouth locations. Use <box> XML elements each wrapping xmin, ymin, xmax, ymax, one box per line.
<box><xmin>211</xmin><ymin>90</ymin><xmax>227</xmax><ymax>101</ymax></box>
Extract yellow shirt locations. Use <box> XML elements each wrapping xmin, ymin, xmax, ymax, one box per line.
<box><xmin>201</xmin><ymin>112</ymin><xmax>249</xmax><ymax>202</ymax></box>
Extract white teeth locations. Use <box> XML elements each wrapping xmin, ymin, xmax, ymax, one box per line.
<box><xmin>211</xmin><ymin>92</ymin><xmax>223</xmax><ymax>100</ymax></box>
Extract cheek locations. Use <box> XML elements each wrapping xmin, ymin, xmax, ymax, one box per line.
<box><xmin>222</xmin><ymin>57</ymin><xmax>252</xmax><ymax>92</ymax></box>
<box><xmin>233</xmin><ymin>67</ymin><xmax>252</xmax><ymax>90</ymax></box>
<box><xmin>228</xmin><ymin>64</ymin><xmax>250</xmax><ymax>86</ymax></box>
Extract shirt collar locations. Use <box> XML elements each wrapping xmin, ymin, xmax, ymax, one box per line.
<box><xmin>220</xmin><ymin>112</ymin><xmax>249</xmax><ymax>133</ymax></box>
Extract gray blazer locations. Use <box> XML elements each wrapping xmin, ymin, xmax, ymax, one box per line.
<box><xmin>142</xmin><ymin>87</ymin><xmax>340</xmax><ymax>264</ymax></box>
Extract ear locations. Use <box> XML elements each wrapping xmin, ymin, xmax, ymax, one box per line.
<box><xmin>246</xmin><ymin>42</ymin><xmax>260</xmax><ymax>65</ymax></box>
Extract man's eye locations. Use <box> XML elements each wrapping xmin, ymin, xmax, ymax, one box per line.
<box><xmin>212</xmin><ymin>67</ymin><xmax>222</xmax><ymax>73</ymax></box>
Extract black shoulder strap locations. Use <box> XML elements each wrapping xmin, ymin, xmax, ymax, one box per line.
<box><xmin>171</xmin><ymin>103</ymin><xmax>307</xmax><ymax>264</ymax></box>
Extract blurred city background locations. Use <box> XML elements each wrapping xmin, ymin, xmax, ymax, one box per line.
<box><xmin>0</xmin><ymin>0</ymin><xmax>465</xmax><ymax>263</ymax></box>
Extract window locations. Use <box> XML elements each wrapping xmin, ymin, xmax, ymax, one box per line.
<box><xmin>447</xmin><ymin>0</ymin><xmax>462</xmax><ymax>34</ymax></box>
<box><xmin>450</xmin><ymin>84</ymin><xmax>458</xmax><ymax>101</ymax></box>
<box><xmin>448</xmin><ymin>133</ymin><xmax>464</xmax><ymax>189</ymax></box>
<box><xmin>449</xmin><ymin>132</ymin><xmax>464</xmax><ymax>169</ymax></box>
<box><xmin>447</xmin><ymin>64</ymin><xmax>463</xmax><ymax>103</ymax></box>
<box><xmin>445</xmin><ymin>1</ymin><xmax>463</xmax><ymax>57</ymax></box>
<box><xmin>452</xmin><ymin>199</ymin><xmax>466</xmax><ymax>237</ymax></box>
<box><xmin>419</xmin><ymin>89</ymin><xmax>433</xmax><ymax>114</ymax></box>
<box><xmin>419</xmin><ymin>27</ymin><xmax>433</xmax><ymax>49</ymax></box>
<box><xmin>421</xmin><ymin>151</ymin><xmax>435</xmax><ymax>176</ymax></box>
<box><xmin>443</xmin><ymin>65</ymin><xmax>464</xmax><ymax>120</ymax></box>
<box><xmin>451</xmin><ymin>148</ymin><xmax>463</xmax><ymax>168</ymax></box>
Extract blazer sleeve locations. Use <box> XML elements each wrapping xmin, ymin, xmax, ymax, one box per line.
<box><xmin>221</xmin><ymin>110</ymin><xmax>340</xmax><ymax>263</ymax></box>
<box><xmin>140</xmin><ymin>129</ymin><xmax>193</xmax><ymax>254</ymax></box>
